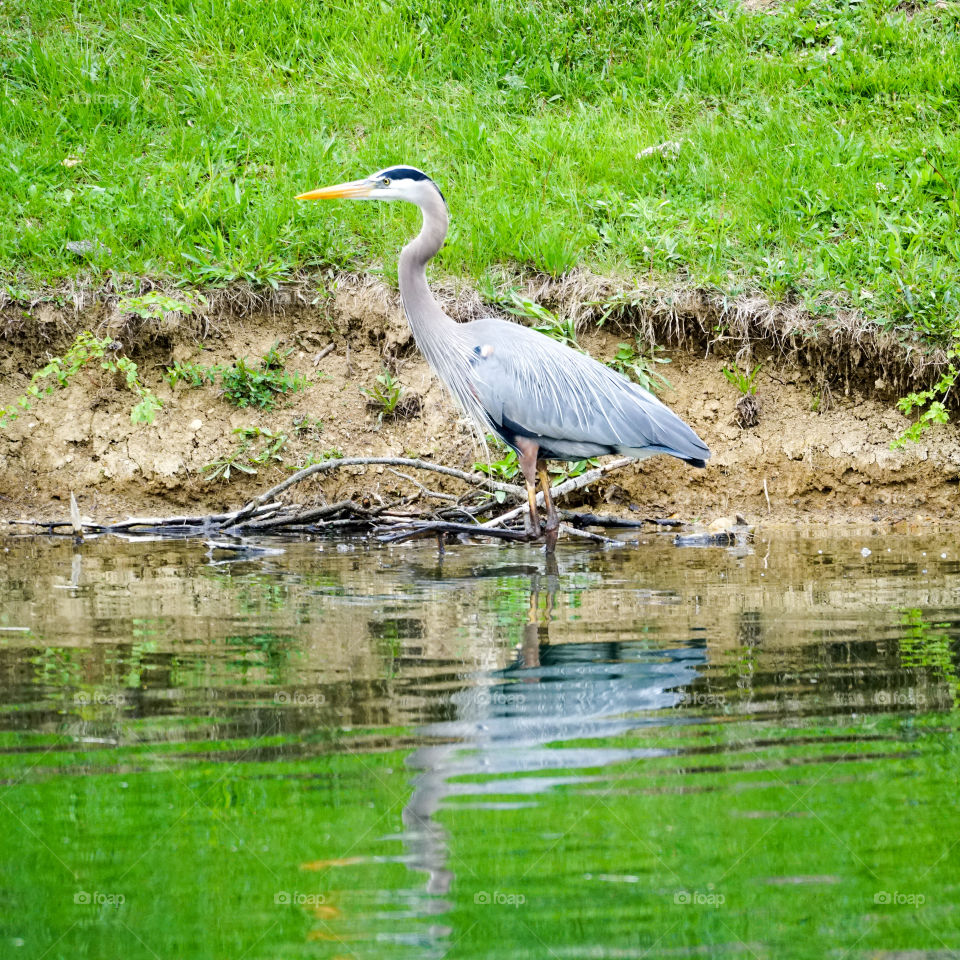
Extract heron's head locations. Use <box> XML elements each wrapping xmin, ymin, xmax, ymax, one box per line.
<box><xmin>296</xmin><ymin>165</ymin><xmax>445</xmax><ymax>208</ymax></box>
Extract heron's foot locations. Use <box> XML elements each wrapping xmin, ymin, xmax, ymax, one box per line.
<box><xmin>544</xmin><ymin>518</ymin><xmax>559</xmax><ymax>553</ymax></box>
<box><xmin>523</xmin><ymin>512</ymin><xmax>542</xmax><ymax>540</ymax></box>
<box><xmin>537</xmin><ymin>461</ymin><xmax>559</xmax><ymax>553</ymax></box>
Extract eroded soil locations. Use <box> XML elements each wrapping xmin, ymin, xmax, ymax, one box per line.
<box><xmin>1</xmin><ymin>283</ymin><xmax>958</xmax><ymax>528</ymax></box>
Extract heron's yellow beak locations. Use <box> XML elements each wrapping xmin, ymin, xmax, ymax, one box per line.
<box><xmin>296</xmin><ymin>179</ymin><xmax>373</xmax><ymax>201</ymax></box>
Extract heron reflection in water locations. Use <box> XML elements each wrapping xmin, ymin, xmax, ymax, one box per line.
<box><xmin>397</xmin><ymin>559</ymin><xmax>708</xmax><ymax>953</ymax></box>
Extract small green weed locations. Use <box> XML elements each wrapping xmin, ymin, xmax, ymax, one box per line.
<box><xmin>891</xmin><ymin>346</ymin><xmax>958</xmax><ymax>448</ymax></box>
<box><xmin>611</xmin><ymin>340</ymin><xmax>672</xmax><ymax>395</ymax></box>
<box><xmin>164</xmin><ymin>344</ymin><xmax>305</xmax><ymax>410</ymax></box>
<box><xmin>164</xmin><ymin>360</ymin><xmax>214</xmax><ymax>389</ymax></box>
<box><xmin>592</xmin><ymin>289</ymin><xmax>648</xmax><ymax>328</ymax></box>
<box><xmin>292</xmin><ymin>415</ymin><xmax>324</xmax><ymax>437</ymax></box>
<box><xmin>502</xmin><ymin>293</ymin><xmax>578</xmax><ymax>349</ymax></box>
<box><xmin>474</xmin><ymin>441</ymin><xmax>519</xmax><ymax>502</ymax></box>
<box><xmin>117</xmin><ymin>291</ymin><xmax>205</xmax><ymax>320</ymax></box>
<box><xmin>474</xmin><ymin>441</ymin><xmax>520</xmax><ymax>483</ymax></box>
<box><xmin>361</xmin><ymin>370</ymin><xmax>403</xmax><ymax>419</ymax></box>
<box><xmin>261</xmin><ymin>342</ymin><xmax>292</xmax><ymax>370</ymax></box>
<box><xmin>0</xmin><ymin>332</ymin><xmax>161</xmax><ymax>426</ymax></box>
<box><xmin>202</xmin><ymin>427</ymin><xmax>288</xmax><ymax>482</ymax></box>
<box><xmin>549</xmin><ymin>458</ymin><xmax>600</xmax><ymax>480</ymax></box>
<box><xmin>220</xmin><ymin>357</ymin><xmax>304</xmax><ymax>409</ymax></box>
<box><xmin>722</xmin><ymin>363</ymin><xmax>762</xmax><ymax>396</ymax></box>
<box><xmin>289</xmin><ymin>447</ymin><xmax>343</xmax><ymax>470</ymax></box>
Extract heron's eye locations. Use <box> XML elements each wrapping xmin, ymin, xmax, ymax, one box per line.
<box><xmin>381</xmin><ymin>177</ymin><xmax>391</xmax><ymax>186</ymax></box>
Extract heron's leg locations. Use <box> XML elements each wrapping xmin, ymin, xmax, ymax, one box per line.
<box><xmin>514</xmin><ymin>438</ymin><xmax>541</xmax><ymax>537</ymax></box>
<box><xmin>537</xmin><ymin>462</ymin><xmax>560</xmax><ymax>552</ymax></box>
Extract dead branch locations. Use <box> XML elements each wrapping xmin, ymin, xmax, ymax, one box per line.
<box><xmin>313</xmin><ymin>343</ymin><xmax>335</xmax><ymax>365</ymax></box>
<box><xmin>558</xmin><ymin>523</ymin><xmax>626</xmax><ymax>546</ymax></box>
<box><xmin>560</xmin><ymin>510</ymin><xmax>682</xmax><ymax>528</ymax></box>
<box><xmin>8</xmin><ymin>501</ymin><xmax>283</xmax><ymax>533</ymax></box>
<box><xmin>233</xmin><ymin>456</ymin><xmax>524</xmax><ymax>524</ymax></box>
<box><xmin>387</xmin><ymin>468</ymin><xmax>459</xmax><ymax>503</ymax></box>
<box><xmin>238</xmin><ymin>500</ymin><xmax>370</xmax><ymax>531</ymax></box>
<box><xmin>376</xmin><ymin>521</ymin><xmax>532</xmax><ymax>545</ymax></box>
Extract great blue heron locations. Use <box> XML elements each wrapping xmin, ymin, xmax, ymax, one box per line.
<box><xmin>297</xmin><ymin>166</ymin><xmax>710</xmax><ymax>548</ymax></box>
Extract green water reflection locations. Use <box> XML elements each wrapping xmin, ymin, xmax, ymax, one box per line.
<box><xmin>0</xmin><ymin>531</ymin><xmax>958</xmax><ymax>959</ymax></box>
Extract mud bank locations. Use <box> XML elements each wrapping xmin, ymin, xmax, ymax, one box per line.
<box><xmin>1</xmin><ymin>275</ymin><xmax>958</xmax><ymax>527</ymax></box>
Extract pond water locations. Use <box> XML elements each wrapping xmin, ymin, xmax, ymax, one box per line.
<box><xmin>0</xmin><ymin>529</ymin><xmax>958</xmax><ymax>959</ymax></box>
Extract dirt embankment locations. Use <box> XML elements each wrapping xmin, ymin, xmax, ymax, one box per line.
<box><xmin>1</xmin><ymin>274</ymin><xmax>958</xmax><ymax>526</ymax></box>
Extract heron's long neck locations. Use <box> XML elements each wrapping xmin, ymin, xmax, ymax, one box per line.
<box><xmin>397</xmin><ymin>190</ymin><xmax>488</xmax><ymax>434</ymax></box>
<box><xmin>398</xmin><ymin>192</ymin><xmax>458</xmax><ymax>350</ymax></box>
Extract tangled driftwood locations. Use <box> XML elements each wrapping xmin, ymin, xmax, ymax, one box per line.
<box><xmin>9</xmin><ymin>455</ymin><xmax>681</xmax><ymax>546</ymax></box>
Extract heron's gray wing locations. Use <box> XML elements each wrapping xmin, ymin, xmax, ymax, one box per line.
<box><xmin>464</xmin><ymin>317</ymin><xmax>709</xmax><ymax>462</ymax></box>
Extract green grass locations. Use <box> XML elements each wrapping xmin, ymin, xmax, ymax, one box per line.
<box><xmin>3</xmin><ymin>0</ymin><xmax>960</xmax><ymax>340</ymax></box>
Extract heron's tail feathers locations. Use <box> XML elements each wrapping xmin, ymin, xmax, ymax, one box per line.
<box><xmin>618</xmin><ymin>443</ymin><xmax>709</xmax><ymax>468</ymax></box>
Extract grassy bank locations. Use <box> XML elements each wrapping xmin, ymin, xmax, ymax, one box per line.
<box><xmin>3</xmin><ymin>0</ymin><xmax>960</xmax><ymax>341</ymax></box>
